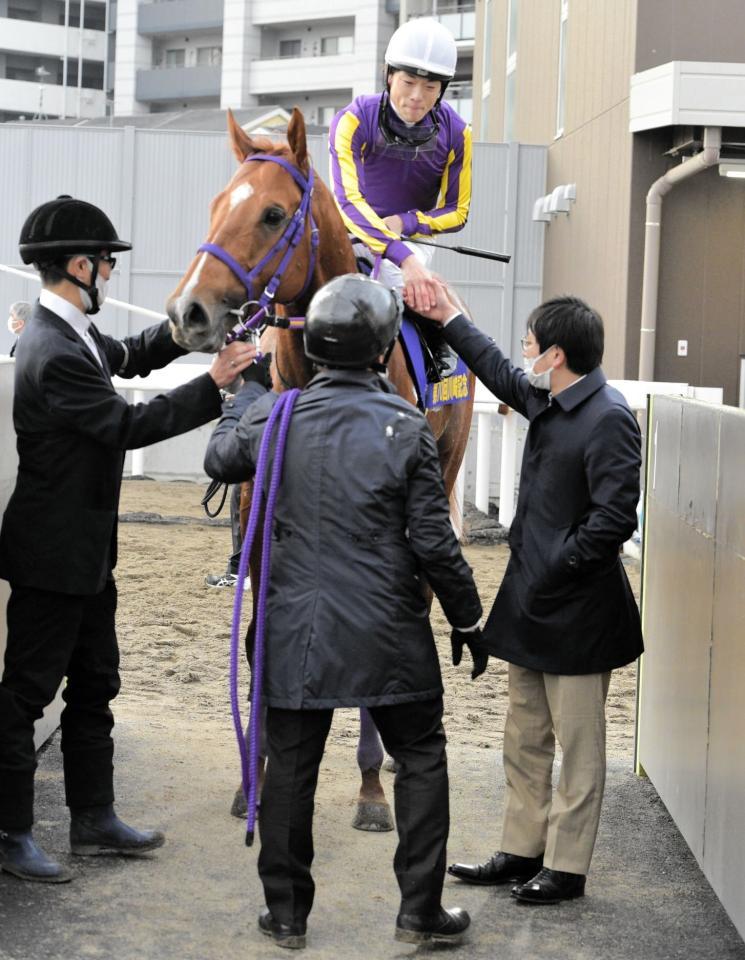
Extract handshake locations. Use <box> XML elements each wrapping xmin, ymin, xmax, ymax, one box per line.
<box><xmin>450</xmin><ymin>626</ymin><xmax>489</xmax><ymax>680</ymax></box>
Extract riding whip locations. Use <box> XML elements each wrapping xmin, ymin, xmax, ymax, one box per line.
<box><xmin>407</xmin><ymin>238</ymin><xmax>511</xmax><ymax>263</ymax></box>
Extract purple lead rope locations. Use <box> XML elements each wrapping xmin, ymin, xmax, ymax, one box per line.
<box><xmin>229</xmin><ymin>388</ymin><xmax>301</xmax><ymax>846</ymax></box>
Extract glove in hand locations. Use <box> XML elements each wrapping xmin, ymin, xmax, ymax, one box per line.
<box><xmin>451</xmin><ymin>626</ymin><xmax>488</xmax><ymax>680</ymax></box>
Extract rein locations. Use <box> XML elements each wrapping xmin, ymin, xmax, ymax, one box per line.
<box><xmin>196</xmin><ymin>153</ymin><xmax>319</xmax><ymax>343</ymax></box>
<box><xmin>230</xmin><ymin>388</ymin><xmax>301</xmax><ymax>846</ymax></box>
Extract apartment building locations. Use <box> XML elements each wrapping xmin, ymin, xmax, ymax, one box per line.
<box><xmin>0</xmin><ymin>0</ymin><xmax>111</xmax><ymax>122</ymax></box>
<box><xmin>472</xmin><ymin>0</ymin><xmax>745</xmax><ymax>404</ymax></box>
<box><xmin>113</xmin><ymin>0</ymin><xmax>398</xmax><ymax>124</ymax></box>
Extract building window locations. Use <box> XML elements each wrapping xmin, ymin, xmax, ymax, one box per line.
<box><xmin>503</xmin><ymin>0</ymin><xmax>518</xmax><ymax>141</ymax></box>
<box><xmin>320</xmin><ymin>36</ymin><xmax>354</xmax><ymax>56</ymax></box>
<box><xmin>165</xmin><ymin>49</ymin><xmax>186</xmax><ymax>68</ymax></box>
<box><xmin>197</xmin><ymin>46</ymin><xmax>222</xmax><ymax>66</ymax></box>
<box><xmin>278</xmin><ymin>39</ymin><xmax>302</xmax><ymax>59</ymax></box>
<box><xmin>555</xmin><ymin>0</ymin><xmax>568</xmax><ymax>137</ymax></box>
<box><xmin>318</xmin><ymin>106</ymin><xmax>338</xmax><ymax>125</ymax></box>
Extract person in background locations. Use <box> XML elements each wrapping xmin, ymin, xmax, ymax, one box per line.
<box><xmin>416</xmin><ymin>282</ymin><xmax>644</xmax><ymax>905</ymax></box>
<box><xmin>8</xmin><ymin>301</ymin><xmax>30</xmax><ymax>357</ymax></box>
<box><xmin>328</xmin><ymin>18</ymin><xmax>471</xmax><ymax>381</ymax></box>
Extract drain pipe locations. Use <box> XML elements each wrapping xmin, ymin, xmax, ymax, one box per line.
<box><xmin>638</xmin><ymin>127</ymin><xmax>721</xmax><ymax>381</ymax></box>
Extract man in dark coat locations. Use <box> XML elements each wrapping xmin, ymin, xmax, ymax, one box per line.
<box><xmin>0</xmin><ymin>196</ymin><xmax>257</xmax><ymax>884</ymax></box>
<box><xmin>417</xmin><ymin>285</ymin><xmax>643</xmax><ymax>904</ymax></box>
<box><xmin>205</xmin><ymin>274</ymin><xmax>486</xmax><ymax>949</ymax></box>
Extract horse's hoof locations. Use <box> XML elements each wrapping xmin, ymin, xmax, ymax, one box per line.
<box><xmin>230</xmin><ymin>786</ymin><xmax>247</xmax><ymax>820</ymax></box>
<box><xmin>352</xmin><ymin>801</ymin><xmax>394</xmax><ymax>832</ymax></box>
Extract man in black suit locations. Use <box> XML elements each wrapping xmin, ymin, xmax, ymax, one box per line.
<box><xmin>0</xmin><ymin>196</ymin><xmax>257</xmax><ymax>883</ymax></box>
<box><xmin>416</xmin><ymin>284</ymin><xmax>643</xmax><ymax>904</ymax></box>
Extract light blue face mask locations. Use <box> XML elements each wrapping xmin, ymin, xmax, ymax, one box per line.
<box><xmin>523</xmin><ymin>344</ymin><xmax>557</xmax><ymax>391</ymax></box>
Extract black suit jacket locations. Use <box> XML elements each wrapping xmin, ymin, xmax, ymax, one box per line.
<box><xmin>444</xmin><ymin>314</ymin><xmax>644</xmax><ymax>674</ymax></box>
<box><xmin>0</xmin><ymin>302</ymin><xmax>222</xmax><ymax>595</ymax></box>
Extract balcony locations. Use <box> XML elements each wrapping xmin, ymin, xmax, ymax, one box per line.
<box><xmin>135</xmin><ymin>64</ymin><xmax>221</xmax><ymax>101</ymax></box>
<box><xmin>0</xmin><ymin>78</ymin><xmax>105</xmax><ymax>117</ymax></box>
<box><xmin>250</xmin><ymin>0</ymin><xmax>358</xmax><ymax>27</ymax></box>
<box><xmin>138</xmin><ymin>0</ymin><xmax>224</xmax><ymax>36</ymax></box>
<box><xmin>0</xmin><ymin>17</ymin><xmax>106</xmax><ymax>61</ymax></box>
<box><xmin>249</xmin><ymin>53</ymin><xmax>356</xmax><ymax>96</ymax></box>
<box><xmin>409</xmin><ymin>5</ymin><xmax>475</xmax><ymax>42</ymax></box>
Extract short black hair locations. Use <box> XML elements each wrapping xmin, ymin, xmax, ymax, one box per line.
<box><xmin>37</xmin><ymin>254</ymin><xmax>85</xmax><ymax>285</ymax></box>
<box><xmin>526</xmin><ymin>295</ymin><xmax>604</xmax><ymax>375</ymax></box>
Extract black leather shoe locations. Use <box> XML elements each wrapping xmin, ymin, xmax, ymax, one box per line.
<box><xmin>395</xmin><ymin>907</ymin><xmax>470</xmax><ymax>944</ymax></box>
<box><xmin>0</xmin><ymin>828</ymin><xmax>72</xmax><ymax>883</ymax></box>
<box><xmin>258</xmin><ymin>907</ymin><xmax>307</xmax><ymax>950</ymax></box>
<box><xmin>69</xmin><ymin>804</ymin><xmax>165</xmax><ymax>856</ymax></box>
<box><xmin>448</xmin><ymin>850</ymin><xmax>543</xmax><ymax>885</ymax></box>
<box><xmin>511</xmin><ymin>867</ymin><xmax>586</xmax><ymax>904</ymax></box>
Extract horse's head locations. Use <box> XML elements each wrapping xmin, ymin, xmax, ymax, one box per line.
<box><xmin>168</xmin><ymin>108</ymin><xmax>315</xmax><ymax>352</ymax></box>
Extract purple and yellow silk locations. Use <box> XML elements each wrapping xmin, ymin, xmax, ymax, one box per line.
<box><xmin>329</xmin><ymin>93</ymin><xmax>472</xmax><ymax>268</ymax></box>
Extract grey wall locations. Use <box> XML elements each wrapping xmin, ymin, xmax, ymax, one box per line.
<box><xmin>639</xmin><ymin>394</ymin><xmax>745</xmax><ymax>941</ymax></box>
<box><xmin>0</xmin><ymin>123</ymin><xmax>545</xmax><ymax>357</ymax></box>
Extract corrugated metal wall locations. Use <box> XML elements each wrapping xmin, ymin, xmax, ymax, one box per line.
<box><xmin>0</xmin><ymin>124</ymin><xmax>545</xmax><ymax>351</ymax></box>
<box><xmin>0</xmin><ymin>124</ymin><xmax>546</xmax><ymax>490</ymax></box>
<box><xmin>639</xmin><ymin>394</ymin><xmax>745</xmax><ymax>941</ymax></box>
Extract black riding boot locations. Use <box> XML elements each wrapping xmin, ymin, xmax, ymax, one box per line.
<box><xmin>408</xmin><ymin>311</ymin><xmax>458</xmax><ymax>382</ymax></box>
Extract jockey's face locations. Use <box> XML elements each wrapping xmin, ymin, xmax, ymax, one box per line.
<box><xmin>388</xmin><ymin>70</ymin><xmax>441</xmax><ymax>123</ymax></box>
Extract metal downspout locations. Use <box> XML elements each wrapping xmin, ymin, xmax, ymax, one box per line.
<box><xmin>638</xmin><ymin>127</ymin><xmax>721</xmax><ymax>381</ymax></box>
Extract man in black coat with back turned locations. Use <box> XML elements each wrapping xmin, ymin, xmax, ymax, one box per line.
<box><xmin>0</xmin><ymin>196</ymin><xmax>257</xmax><ymax>883</ymax></box>
<box><xmin>416</xmin><ymin>284</ymin><xmax>643</xmax><ymax>905</ymax></box>
<box><xmin>205</xmin><ymin>274</ymin><xmax>487</xmax><ymax>950</ymax></box>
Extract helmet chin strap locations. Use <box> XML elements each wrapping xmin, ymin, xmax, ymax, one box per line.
<box><xmin>51</xmin><ymin>257</ymin><xmax>102</xmax><ymax>315</ymax></box>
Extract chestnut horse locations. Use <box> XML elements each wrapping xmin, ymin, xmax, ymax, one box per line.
<box><xmin>167</xmin><ymin>107</ymin><xmax>474</xmax><ymax>831</ymax></box>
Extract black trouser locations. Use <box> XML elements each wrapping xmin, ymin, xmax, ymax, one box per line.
<box><xmin>257</xmin><ymin>697</ymin><xmax>449</xmax><ymax>926</ymax></box>
<box><xmin>0</xmin><ymin>582</ymin><xmax>121</xmax><ymax>830</ymax></box>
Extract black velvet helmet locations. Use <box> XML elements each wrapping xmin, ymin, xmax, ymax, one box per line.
<box><xmin>18</xmin><ymin>195</ymin><xmax>132</xmax><ymax>265</ymax></box>
<box><xmin>304</xmin><ymin>274</ymin><xmax>402</xmax><ymax>369</ymax></box>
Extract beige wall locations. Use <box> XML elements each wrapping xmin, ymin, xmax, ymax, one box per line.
<box><xmin>635</xmin><ymin>0</ymin><xmax>745</xmax><ymax>72</ymax></box>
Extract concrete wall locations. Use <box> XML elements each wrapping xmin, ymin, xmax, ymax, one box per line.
<box><xmin>639</xmin><ymin>394</ymin><xmax>745</xmax><ymax>941</ymax></box>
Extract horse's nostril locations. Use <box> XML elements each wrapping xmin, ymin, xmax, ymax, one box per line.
<box><xmin>182</xmin><ymin>301</ymin><xmax>209</xmax><ymax>329</ymax></box>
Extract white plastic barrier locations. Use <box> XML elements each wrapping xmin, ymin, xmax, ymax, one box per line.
<box><xmin>466</xmin><ymin>378</ymin><xmax>724</xmax><ymax>532</ymax></box>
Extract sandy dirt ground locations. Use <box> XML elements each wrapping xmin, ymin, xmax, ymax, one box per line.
<box><xmin>116</xmin><ymin>478</ymin><xmax>639</xmax><ymax>763</ymax></box>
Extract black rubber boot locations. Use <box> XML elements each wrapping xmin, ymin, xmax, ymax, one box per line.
<box><xmin>408</xmin><ymin>312</ymin><xmax>458</xmax><ymax>381</ymax></box>
<box><xmin>69</xmin><ymin>804</ymin><xmax>165</xmax><ymax>856</ymax></box>
<box><xmin>0</xmin><ymin>828</ymin><xmax>71</xmax><ymax>883</ymax></box>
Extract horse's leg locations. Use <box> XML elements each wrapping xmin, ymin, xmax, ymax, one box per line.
<box><xmin>351</xmin><ymin>708</ymin><xmax>394</xmax><ymax>832</ymax></box>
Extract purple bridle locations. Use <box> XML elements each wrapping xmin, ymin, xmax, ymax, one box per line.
<box><xmin>197</xmin><ymin>154</ymin><xmax>319</xmax><ymax>343</ymax></box>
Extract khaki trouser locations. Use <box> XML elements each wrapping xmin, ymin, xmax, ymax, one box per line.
<box><xmin>500</xmin><ymin>663</ymin><xmax>611</xmax><ymax>876</ymax></box>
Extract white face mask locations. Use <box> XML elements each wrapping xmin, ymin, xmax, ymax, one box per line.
<box><xmin>7</xmin><ymin>316</ymin><xmax>22</xmax><ymax>335</ymax></box>
<box><xmin>95</xmin><ymin>272</ymin><xmax>109</xmax><ymax>307</ymax></box>
<box><xmin>524</xmin><ymin>345</ymin><xmax>556</xmax><ymax>391</ymax></box>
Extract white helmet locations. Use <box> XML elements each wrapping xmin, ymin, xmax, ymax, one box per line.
<box><xmin>384</xmin><ymin>18</ymin><xmax>457</xmax><ymax>81</ymax></box>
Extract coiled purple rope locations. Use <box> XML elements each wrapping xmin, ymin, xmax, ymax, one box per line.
<box><xmin>229</xmin><ymin>388</ymin><xmax>301</xmax><ymax>845</ymax></box>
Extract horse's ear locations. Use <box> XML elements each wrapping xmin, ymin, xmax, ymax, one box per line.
<box><xmin>227</xmin><ymin>108</ymin><xmax>260</xmax><ymax>163</ymax></box>
<box><xmin>287</xmin><ymin>107</ymin><xmax>308</xmax><ymax>171</ymax></box>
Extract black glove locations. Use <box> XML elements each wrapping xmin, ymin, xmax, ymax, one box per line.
<box><xmin>241</xmin><ymin>352</ymin><xmax>273</xmax><ymax>389</ymax></box>
<box><xmin>451</xmin><ymin>626</ymin><xmax>489</xmax><ymax>680</ymax></box>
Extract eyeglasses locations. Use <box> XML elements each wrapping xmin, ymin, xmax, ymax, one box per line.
<box><xmin>98</xmin><ymin>254</ymin><xmax>117</xmax><ymax>269</ymax></box>
<box><xmin>520</xmin><ymin>336</ymin><xmax>535</xmax><ymax>350</ymax></box>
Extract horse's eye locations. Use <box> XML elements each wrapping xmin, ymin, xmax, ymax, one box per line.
<box><xmin>263</xmin><ymin>207</ymin><xmax>286</xmax><ymax>228</ymax></box>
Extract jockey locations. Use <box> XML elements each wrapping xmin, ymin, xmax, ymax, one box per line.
<box><xmin>328</xmin><ymin>17</ymin><xmax>472</xmax><ymax>381</ymax></box>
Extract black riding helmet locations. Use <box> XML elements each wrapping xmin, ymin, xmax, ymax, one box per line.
<box><xmin>19</xmin><ymin>195</ymin><xmax>132</xmax><ymax>315</ymax></box>
<box><xmin>304</xmin><ymin>274</ymin><xmax>402</xmax><ymax>370</ymax></box>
